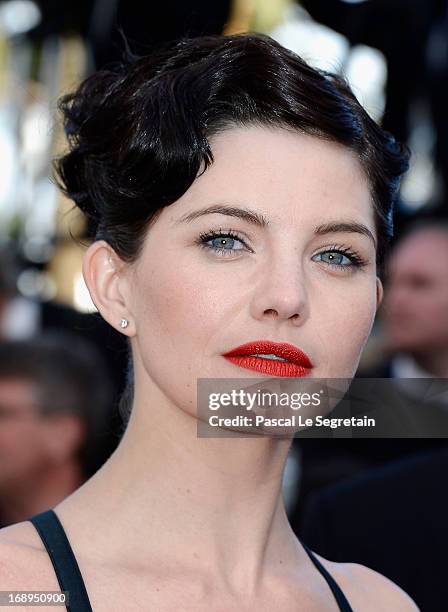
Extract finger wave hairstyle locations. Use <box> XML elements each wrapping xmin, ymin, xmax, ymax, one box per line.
<box><xmin>55</xmin><ymin>33</ymin><xmax>410</xmax><ymax>426</ymax></box>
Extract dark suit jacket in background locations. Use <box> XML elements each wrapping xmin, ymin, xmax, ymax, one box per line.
<box><xmin>300</xmin><ymin>448</ymin><xmax>448</xmax><ymax>612</ymax></box>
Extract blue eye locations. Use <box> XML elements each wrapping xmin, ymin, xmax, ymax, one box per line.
<box><xmin>315</xmin><ymin>252</ymin><xmax>351</xmax><ymax>265</ymax></box>
<box><xmin>197</xmin><ymin>229</ymin><xmax>249</xmax><ymax>257</ymax></box>
<box><xmin>312</xmin><ymin>248</ymin><xmax>365</xmax><ymax>270</ymax></box>
<box><xmin>210</xmin><ymin>236</ymin><xmax>243</xmax><ymax>251</ymax></box>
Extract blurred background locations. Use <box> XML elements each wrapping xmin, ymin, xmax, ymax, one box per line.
<box><xmin>1</xmin><ymin>2</ymin><xmax>448</xmax><ymax>609</ymax></box>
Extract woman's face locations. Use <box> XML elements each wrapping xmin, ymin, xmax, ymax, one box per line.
<box><xmin>125</xmin><ymin>126</ymin><xmax>382</xmax><ymax>415</ymax></box>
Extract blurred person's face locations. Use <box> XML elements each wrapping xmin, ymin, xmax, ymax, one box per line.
<box><xmin>0</xmin><ymin>377</ymin><xmax>56</xmax><ymax>491</ymax></box>
<box><xmin>382</xmin><ymin>229</ymin><xmax>448</xmax><ymax>353</ymax></box>
<box><xmin>111</xmin><ymin>127</ymin><xmax>383</xmax><ymax>416</ymax></box>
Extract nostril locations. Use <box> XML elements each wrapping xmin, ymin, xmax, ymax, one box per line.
<box><xmin>264</xmin><ymin>309</ymin><xmax>278</xmax><ymax>317</ymax></box>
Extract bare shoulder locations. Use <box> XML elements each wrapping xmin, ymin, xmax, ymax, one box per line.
<box><xmin>0</xmin><ymin>522</ymin><xmax>58</xmax><ymax>590</ymax></box>
<box><xmin>313</xmin><ymin>551</ymin><xmax>420</xmax><ymax>612</ymax></box>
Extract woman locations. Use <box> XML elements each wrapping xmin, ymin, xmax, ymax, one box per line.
<box><xmin>0</xmin><ymin>34</ymin><xmax>418</xmax><ymax>611</ymax></box>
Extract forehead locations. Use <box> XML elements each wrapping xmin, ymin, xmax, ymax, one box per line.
<box><xmin>170</xmin><ymin>125</ymin><xmax>374</xmax><ymax>228</ymax></box>
<box><xmin>0</xmin><ymin>377</ymin><xmax>37</xmax><ymax>408</ymax></box>
<box><xmin>390</xmin><ymin>230</ymin><xmax>448</xmax><ymax>277</ymax></box>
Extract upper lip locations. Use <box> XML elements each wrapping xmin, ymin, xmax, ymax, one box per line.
<box><xmin>223</xmin><ymin>340</ymin><xmax>313</xmax><ymax>368</ymax></box>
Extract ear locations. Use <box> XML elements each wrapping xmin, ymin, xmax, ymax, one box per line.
<box><xmin>82</xmin><ymin>240</ymin><xmax>135</xmax><ymax>336</ymax></box>
<box><xmin>376</xmin><ymin>277</ymin><xmax>384</xmax><ymax>310</ymax></box>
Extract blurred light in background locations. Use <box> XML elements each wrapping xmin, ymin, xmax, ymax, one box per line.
<box><xmin>22</xmin><ymin>235</ymin><xmax>54</xmax><ymax>263</ymax></box>
<box><xmin>0</xmin><ymin>0</ymin><xmax>41</xmax><ymax>36</ymax></box>
<box><xmin>74</xmin><ymin>272</ymin><xmax>96</xmax><ymax>313</ymax></box>
<box><xmin>0</xmin><ymin>114</ymin><xmax>17</xmax><ymax>220</ymax></box>
<box><xmin>271</xmin><ymin>5</ymin><xmax>350</xmax><ymax>73</ymax></box>
<box><xmin>400</xmin><ymin>102</ymin><xmax>438</xmax><ymax>210</ymax></box>
<box><xmin>345</xmin><ymin>45</ymin><xmax>387</xmax><ymax>121</ymax></box>
<box><xmin>17</xmin><ymin>267</ymin><xmax>55</xmax><ymax>300</ymax></box>
<box><xmin>271</xmin><ymin>5</ymin><xmax>386</xmax><ymax>122</ymax></box>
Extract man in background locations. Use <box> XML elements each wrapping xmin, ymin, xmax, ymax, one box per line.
<box><xmin>0</xmin><ymin>332</ymin><xmax>113</xmax><ymax>527</ymax></box>
<box><xmin>380</xmin><ymin>220</ymin><xmax>448</xmax><ymax>377</ymax></box>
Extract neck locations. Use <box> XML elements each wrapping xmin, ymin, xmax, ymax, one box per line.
<box><xmin>58</xmin><ymin>380</ymin><xmax>300</xmax><ymax>591</ymax></box>
<box><xmin>0</xmin><ymin>461</ymin><xmax>84</xmax><ymax>527</ymax></box>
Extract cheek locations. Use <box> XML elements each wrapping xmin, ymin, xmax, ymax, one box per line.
<box><xmin>313</xmin><ymin>280</ymin><xmax>377</xmax><ymax>376</ymax></box>
<box><xmin>0</xmin><ymin>425</ymin><xmax>42</xmax><ymax>461</ymax></box>
<box><xmin>134</xmin><ymin>259</ymin><xmax>233</xmax><ymax>366</ymax></box>
<box><xmin>131</xmin><ymin>256</ymin><xmax>246</xmax><ymax>417</ymax></box>
<box><xmin>424</xmin><ymin>297</ymin><xmax>448</xmax><ymax>335</ymax></box>
<box><xmin>427</xmin><ymin>293</ymin><xmax>448</xmax><ymax>318</ymax></box>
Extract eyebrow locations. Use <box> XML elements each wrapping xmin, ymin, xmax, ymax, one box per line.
<box><xmin>314</xmin><ymin>221</ymin><xmax>376</xmax><ymax>247</ymax></box>
<box><xmin>175</xmin><ymin>204</ymin><xmax>269</xmax><ymax>228</ymax></box>
<box><xmin>175</xmin><ymin>204</ymin><xmax>376</xmax><ymax>246</ymax></box>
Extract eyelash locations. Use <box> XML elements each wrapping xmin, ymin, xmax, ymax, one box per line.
<box><xmin>315</xmin><ymin>244</ymin><xmax>368</xmax><ymax>271</ymax></box>
<box><xmin>195</xmin><ymin>228</ymin><xmax>368</xmax><ymax>271</ymax></box>
<box><xmin>196</xmin><ymin>228</ymin><xmax>252</xmax><ymax>257</ymax></box>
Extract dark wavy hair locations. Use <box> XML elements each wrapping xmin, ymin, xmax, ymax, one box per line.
<box><xmin>55</xmin><ymin>33</ymin><xmax>410</xmax><ymax>424</ymax></box>
<box><xmin>56</xmin><ymin>33</ymin><xmax>409</xmax><ymax>266</ymax></box>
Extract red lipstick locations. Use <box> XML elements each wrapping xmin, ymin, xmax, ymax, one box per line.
<box><xmin>223</xmin><ymin>340</ymin><xmax>313</xmax><ymax>377</ymax></box>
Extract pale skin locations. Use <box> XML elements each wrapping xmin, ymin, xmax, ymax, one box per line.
<box><xmin>0</xmin><ymin>127</ymin><xmax>419</xmax><ymax>611</ymax></box>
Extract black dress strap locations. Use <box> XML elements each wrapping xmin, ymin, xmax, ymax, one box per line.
<box><xmin>301</xmin><ymin>542</ymin><xmax>354</xmax><ymax>612</ymax></box>
<box><xmin>29</xmin><ymin>509</ymin><xmax>93</xmax><ymax>612</ymax></box>
<box><xmin>28</xmin><ymin>509</ymin><xmax>352</xmax><ymax>612</ymax></box>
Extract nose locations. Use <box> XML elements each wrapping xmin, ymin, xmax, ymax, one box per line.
<box><xmin>249</xmin><ymin>256</ymin><xmax>309</xmax><ymax>325</ymax></box>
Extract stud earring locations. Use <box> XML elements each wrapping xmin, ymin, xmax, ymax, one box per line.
<box><xmin>120</xmin><ymin>318</ymin><xmax>129</xmax><ymax>329</ymax></box>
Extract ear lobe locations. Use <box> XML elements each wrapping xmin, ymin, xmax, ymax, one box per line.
<box><xmin>376</xmin><ymin>277</ymin><xmax>384</xmax><ymax>310</ymax></box>
<box><xmin>82</xmin><ymin>240</ymin><xmax>134</xmax><ymax>334</ymax></box>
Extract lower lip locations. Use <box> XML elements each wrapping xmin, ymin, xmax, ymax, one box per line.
<box><xmin>223</xmin><ymin>355</ymin><xmax>311</xmax><ymax>377</ymax></box>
